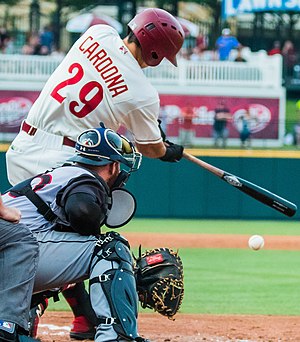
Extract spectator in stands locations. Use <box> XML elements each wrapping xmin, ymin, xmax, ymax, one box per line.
<box><xmin>22</xmin><ymin>33</ymin><xmax>42</xmax><ymax>55</ymax></box>
<box><xmin>50</xmin><ymin>45</ymin><xmax>66</xmax><ymax>58</ymax></box>
<box><xmin>39</xmin><ymin>25</ymin><xmax>54</xmax><ymax>54</ymax></box>
<box><xmin>201</xmin><ymin>49</ymin><xmax>217</xmax><ymax>61</ymax></box>
<box><xmin>234</xmin><ymin>46</ymin><xmax>247</xmax><ymax>62</ymax></box>
<box><xmin>1</xmin><ymin>35</ymin><xmax>14</xmax><ymax>54</ymax></box>
<box><xmin>212</xmin><ymin>101</ymin><xmax>232</xmax><ymax>147</ymax></box>
<box><xmin>178</xmin><ymin>47</ymin><xmax>190</xmax><ymax>60</ymax></box>
<box><xmin>189</xmin><ymin>46</ymin><xmax>202</xmax><ymax>61</ymax></box>
<box><xmin>0</xmin><ymin>27</ymin><xmax>8</xmax><ymax>51</ymax></box>
<box><xmin>268</xmin><ymin>41</ymin><xmax>281</xmax><ymax>56</ymax></box>
<box><xmin>38</xmin><ymin>45</ymin><xmax>49</xmax><ymax>55</ymax></box>
<box><xmin>195</xmin><ymin>33</ymin><xmax>208</xmax><ymax>52</ymax></box>
<box><xmin>21</xmin><ymin>43</ymin><xmax>34</xmax><ymax>55</ymax></box>
<box><xmin>215</xmin><ymin>28</ymin><xmax>240</xmax><ymax>61</ymax></box>
<box><xmin>282</xmin><ymin>40</ymin><xmax>297</xmax><ymax>77</ymax></box>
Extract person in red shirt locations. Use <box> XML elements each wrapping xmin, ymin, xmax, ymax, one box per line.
<box><xmin>268</xmin><ymin>41</ymin><xmax>281</xmax><ymax>56</ymax></box>
<box><xmin>179</xmin><ymin>102</ymin><xmax>196</xmax><ymax>147</ymax></box>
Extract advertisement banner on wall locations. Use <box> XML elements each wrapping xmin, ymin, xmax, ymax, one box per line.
<box><xmin>0</xmin><ymin>90</ymin><xmax>281</xmax><ymax>147</ymax></box>
<box><xmin>0</xmin><ymin>90</ymin><xmax>40</xmax><ymax>141</ymax></box>
<box><xmin>159</xmin><ymin>94</ymin><xmax>280</xmax><ymax>146</ymax></box>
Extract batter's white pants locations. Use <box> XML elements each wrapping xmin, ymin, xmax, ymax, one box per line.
<box><xmin>6</xmin><ymin>129</ymin><xmax>74</xmax><ymax>185</ymax></box>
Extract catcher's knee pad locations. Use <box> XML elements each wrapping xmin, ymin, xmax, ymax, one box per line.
<box><xmin>89</xmin><ymin>232</ymin><xmax>138</xmax><ymax>340</ymax></box>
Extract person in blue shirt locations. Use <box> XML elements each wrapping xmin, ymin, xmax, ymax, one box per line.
<box><xmin>216</xmin><ymin>28</ymin><xmax>240</xmax><ymax>61</ymax></box>
<box><xmin>39</xmin><ymin>25</ymin><xmax>54</xmax><ymax>54</ymax></box>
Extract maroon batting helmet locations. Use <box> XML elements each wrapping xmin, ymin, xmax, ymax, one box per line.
<box><xmin>127</xmin><ymin>8</ymin><xmax>185</xmax><ymax>67</ymax></box>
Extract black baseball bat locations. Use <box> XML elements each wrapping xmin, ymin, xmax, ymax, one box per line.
<box><xmin>183</xmin><ymin>152</ymin><xmax>297</xmax><ymax>217</ymax></box>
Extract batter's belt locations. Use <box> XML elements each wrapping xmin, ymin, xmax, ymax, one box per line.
<box><xmin>21</xmin><ymin>120</ymin><xmax>75</xmax><ymax>148</ymax></box>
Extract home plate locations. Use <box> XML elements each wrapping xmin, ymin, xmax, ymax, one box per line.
<box><xmin>39</xmin><ymin>323</ymin><xmax>70</xmax><ymax>336</ymax></box>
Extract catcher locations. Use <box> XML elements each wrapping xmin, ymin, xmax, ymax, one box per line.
<box><xmin>0</xmin><ymin>125</ymin><xmax>184</xmax><ymax>342</ymax></box>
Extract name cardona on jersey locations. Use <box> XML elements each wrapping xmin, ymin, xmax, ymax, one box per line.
<box><xmin>79</xmin><ymin>36</ymin><xmax>129</xmax><ymax>98</ymax></box>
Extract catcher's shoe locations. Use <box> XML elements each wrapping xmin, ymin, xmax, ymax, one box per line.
<box><xmin>28</xmin><ymin>298</ymin><xmax>48</xmax><ymax>338</ymax></box>
<box><xmin>69</xmin><ymin>315</ymin><xmax>96</xmax><ymax>340</ymax></box>
<box><xmin>135</xmin><ymin>337</ymin><xmax>151</xmax><ymax>342</ymax></box>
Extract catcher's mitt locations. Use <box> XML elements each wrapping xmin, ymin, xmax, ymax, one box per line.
<box><xmin>134</xmin><ymin>247</ymin><xmax>184</xmax><ymax>320</ymax></box>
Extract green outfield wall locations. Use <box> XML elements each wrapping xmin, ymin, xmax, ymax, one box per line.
<box><xmin>0</xmin><ymin>149</ymin><xmax>299</xmax><ymax>220</ymax></box>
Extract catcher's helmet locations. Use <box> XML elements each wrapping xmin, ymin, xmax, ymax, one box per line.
<box><xmin>127</xmin><ymin>8</ymin><xmax>185</xmax><ymax>67</ymax></box>
<box><xmin>68</xmin><ymin>124</ymin><xmax>141</xmax><ymax>171</ymax></box>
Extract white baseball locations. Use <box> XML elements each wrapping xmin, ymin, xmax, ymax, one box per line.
<box><xmin>248</xmin><ymin>235</ymin><xmax>264</xmax><ymax>251</ymax></box>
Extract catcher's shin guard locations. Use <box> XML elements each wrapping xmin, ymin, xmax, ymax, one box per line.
<box><xmin>89</xmin><ymin>232</ymin><xmax>139</xmax><ymax>341</ymax></box>
<box><xmin>18</xmin><ymin>336</ymin><xmax>41</xmax><ymax>342</ymax></box>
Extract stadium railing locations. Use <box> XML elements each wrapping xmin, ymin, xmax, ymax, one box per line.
<box><xmin>0</xmin><ymin>53</ymin><xmax>282</xmax><ymax>89</ymax></box>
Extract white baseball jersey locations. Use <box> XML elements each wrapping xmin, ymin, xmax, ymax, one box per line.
<box><xmin>26</xmin><ymin>25</ymin><xmax>162</xmax><ymax>145</ymax></box>
<box><xmin>3</xmin><ymin>166</ymin><xmax>96</xmax><ymax>232</ymax></box>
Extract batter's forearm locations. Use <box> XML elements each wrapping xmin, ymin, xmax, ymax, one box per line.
<box><xmin>136</xmin><ymin>141</ymin><xmax>166</xmax><ymax>158</ymax></box>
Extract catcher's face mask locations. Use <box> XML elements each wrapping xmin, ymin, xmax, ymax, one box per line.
<box><xmin>106</xmin><ymin>188</ymin><xmax>136</xmax><ymax>228</ymax></box>
<box><xmin>68</xmin><ymin>123</ymin><xmax>142</xmax><ymax>188</ymax></box>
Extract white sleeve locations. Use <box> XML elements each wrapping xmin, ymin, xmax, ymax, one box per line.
<box><xmin>122</xmin><ymin>101</ymin><xmax>163</xmax><ymax>144</ymax></box>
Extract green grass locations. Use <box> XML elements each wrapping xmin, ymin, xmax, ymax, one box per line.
<box><xmin>49</xmin><ymin>219</ymin><xmax>300</xmax><ymax>315</ymax></box>
<box><xmin>118</xmin><ymin>218</ymin><xmax>300</xmax><ymax>236</ymax></box>
<box><xmin>48</xmin><ymin>247</ymin><xmax>300</xmax><ymax>315</ymax></box>
<box><xmin>46</xmin><ymin>218</ymin><xmax>300</xmax><ymax>315</ymax></box>
<box><xmin>181</xmin><ymin>248</ymin><xmax>300</xmax><ymax>315</ymax></box>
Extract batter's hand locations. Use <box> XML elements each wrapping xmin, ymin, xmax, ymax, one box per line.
<box><xmin>159</xmin><ymin>140</ymin><xmax>183</xmax><ymax>162</ymax></box>
<box><xmin>0</xmin><ymin>194</ymin><xmax>21</xmax><ymax>223</ymax></box>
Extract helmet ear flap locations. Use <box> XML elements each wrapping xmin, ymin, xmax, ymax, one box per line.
<box><xmin>168</xmin><ymin>55</ymin><xmax>178</xmax><ymax>67</ymax></box>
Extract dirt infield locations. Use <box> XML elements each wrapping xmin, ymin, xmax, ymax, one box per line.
<box><xmin>38</xmin><ymin>311</ymin><xmax>300</xmax><ymax>342</ymax></box>
<box><xmin>123</xmin><ymin>232</ymin><xmax>300</xmax><ymax>250</ymax></box>
<box><xmin>37</xmin><ymin>233</ymin><xmax>300</xmax><ymax>341</ymax></box>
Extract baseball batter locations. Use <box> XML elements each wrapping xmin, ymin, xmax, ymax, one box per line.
<box><xmin>6</xmin><ymin>8</ymin><xmax>185</xmax><ymax>185</ymax></box>
<box><xmin>0</xmin><ymin>126</ymin><xmax>149</xmax><ymax>342</ymax></box>
<box><xmin>5</xmin><ymin>8</ymin><xmax>185</xmax><ymax>339</ymax></box>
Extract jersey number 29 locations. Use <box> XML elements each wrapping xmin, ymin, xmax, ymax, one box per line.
<box><xmin>50</xmin><ymin>63</ymin><xmax>103</xmax><ymax>118</ymax></box>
